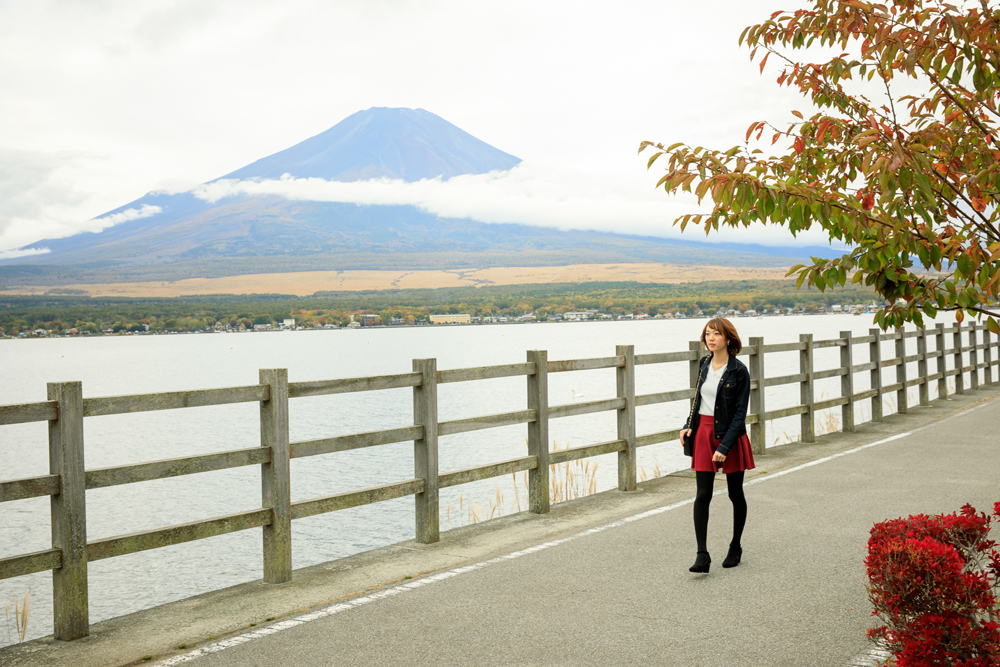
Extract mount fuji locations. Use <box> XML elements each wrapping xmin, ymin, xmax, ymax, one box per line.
<box><xmin>0</xmin><ymin>108</ymin><xmax>822</xmax><ymax>285</ymax></box>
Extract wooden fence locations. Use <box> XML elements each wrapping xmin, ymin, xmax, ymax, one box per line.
<box><xmin>0</xmin><ymin>322</ymin><xmax>996</xmax><ymax>641</ymax></box>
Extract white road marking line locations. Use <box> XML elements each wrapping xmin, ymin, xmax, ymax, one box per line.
<box><xmin>152</xmin><ymin>397</ymin><xmax>994</xmax><ymax>666</ymax></box>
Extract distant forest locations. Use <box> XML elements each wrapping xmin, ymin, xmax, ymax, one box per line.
<box><xmin>0</xmin><ymin>280</ymin><xmax>878</xmax><ymax>334</ymax></box>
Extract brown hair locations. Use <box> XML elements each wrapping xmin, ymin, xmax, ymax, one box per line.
<box><xmin>700</xmin><ymin>318</ymin><xmax>742</xmax><ymax>356</ymax></box>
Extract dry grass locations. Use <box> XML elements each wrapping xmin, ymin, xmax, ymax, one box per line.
<box><xmin>448</xmin><ymin>440</ymin><xmax>604</xmax><ymax>525</ymax></box>
<box><xmin>4</xmin><ymin>589</ymin><xmax>29</xmax><ymax>645</ymax></box>
<box><xmin>2</xmin><ymin>263</ymin><xmax>793</xmax><ymax>298</ymax></box>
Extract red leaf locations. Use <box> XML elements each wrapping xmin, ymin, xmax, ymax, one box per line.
<box><xmin>759</xmin><ymin>52</ymin><xmax>770</xmax><ymax>74</ymax></box>
<box><xmin>794</xmin><ymin>137</ymin><xmax>805</xmax><ymax>154</ymax></box>
<box><xmin>972</xmin><ymin>197</ymin><xmax>988</xmax><ymax>212</ymax></box>
<box><xmin>862</xmin><ymin>193</ymin><xmax>874</xmax><ymax>210</ymax></box>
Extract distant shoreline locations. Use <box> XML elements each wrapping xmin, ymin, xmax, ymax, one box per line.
<box><xmin>0</xmin><ymin>263</ymin><xmax>792</xmax><ymax>298</ymax></box>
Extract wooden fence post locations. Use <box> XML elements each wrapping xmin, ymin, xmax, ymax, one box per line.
<box><xmin>839</xmin><ymin>332</ymin><xmax>855</xmax><ymax>432</ymax></box>
<box><xmin>748</xmin><ymin>336</ymin><xmax>767</xmax><ymax>454</ymax></box>
<box><xmin>870</xmin><ymin>328</ymin><xmax>883</xmax><ymax>422</ymax></box>
<box><xmin>48</xmin><ymin>381</ymin><xmax>89</xmax><ymax>641</ymax></box>
<box><xmin>799</xmin><ymin>333</ymin><xmax>815</xmax><ymax>443</ymax></box>
<box><xmin>969</xmin><ymin>325</ymin><xmax>979</xmax><ymax>390</ymax></box>
<box><xmin>953</xmin><ymin>324</ymin><xmax>965</xmax><ymax>394</ymax></box>
<box><xmin>412</xmin><ymin>359</ymin><xmax>439</xmax><ymax>544</ymax></box>
<box><xmin>259</xmin><ymin>368</ymin><xmax>291</xmax><ymax>584</ymax></box>
<box><xmin>895</xmin><ymin>327</ymin><xmax>908</xmax><ymax>414</ymax></box>
<box><xmin>526</xmin><ymin>350</ymin><xmax>549</xmax><ymax>514</ymax></box>
<box><xmin>984</xmin><ymin>325</ymin><xmax>993</xmax><ymax>386</ymax></box>
<box><xmin>936</xmin><ymin>324</ymin><xmax>947</xmax><ymax>399</ymax></box>
<box><xmin>917</xmin><ymin>327</ymin><xmax>930</xmax><ymax>407</ymax></box>
<box><xmin>616</xmin><ymin>345</ymin><xmax>636</xmax><ymax>492</ymax></box>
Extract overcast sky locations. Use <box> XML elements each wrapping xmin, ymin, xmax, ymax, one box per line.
<box><xmin>0</xmin><ymin>0</ymin><xmax>838</xmax><ymax>256</ymax></box>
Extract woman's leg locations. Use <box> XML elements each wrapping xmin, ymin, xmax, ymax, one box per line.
<box><xmin>726</xmin><ymin>470</ymin><xmax>747</xmax><ymax>553</ymax></box>
<box><xmin>693</xmin><ymin>471</ymin><xmax>716</xmax><ymax>553</ymax></box>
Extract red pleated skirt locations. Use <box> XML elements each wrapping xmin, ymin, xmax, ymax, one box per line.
<box><xmin>691</xmin><ymin>414</ymin><xmax>756</xmax><ymax>473</ymax></box>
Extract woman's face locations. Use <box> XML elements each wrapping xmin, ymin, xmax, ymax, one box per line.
<box><xmin>704</xmin><ymin>326</ymin><xmax>728</xmax><ymax>353</ymax></box>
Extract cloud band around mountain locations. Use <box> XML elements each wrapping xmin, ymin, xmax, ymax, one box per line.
<box><xmin>189</xmin><ymin>163</ymin><xmax>833</xmax><ymax>247</ymax></box>
<box><xmin>191</xmin><ymin>163</ymin><xmax>698</xmax><ymax>239</ymax></box>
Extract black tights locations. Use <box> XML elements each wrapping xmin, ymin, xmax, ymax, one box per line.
<box><xmin>693</xmin><ymin>470</ymin><xmax>747</xmax><ymax>553</ymax></box>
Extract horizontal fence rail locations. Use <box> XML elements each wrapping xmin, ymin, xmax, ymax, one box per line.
<box><xmin>1</xmin><ymin>322</ymin><xmax>997</xmax><ymax>641</ymax></box>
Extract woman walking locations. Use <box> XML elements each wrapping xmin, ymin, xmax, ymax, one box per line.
<box><xmin>678</xmin><ymin>318</ymin><xmax>755</xmax><ymax>573</ymax></box>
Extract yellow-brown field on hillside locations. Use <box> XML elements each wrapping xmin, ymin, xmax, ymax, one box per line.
<box><xmin>4</xmin><ymin>263</ymin><xmax>793</xmax><ymax>298</ymax></box>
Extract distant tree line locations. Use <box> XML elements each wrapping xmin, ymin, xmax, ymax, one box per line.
<box><xmin>0</xmin><ymin>280</ymin><xmax>878</xmax><ymax>335</ymax></box>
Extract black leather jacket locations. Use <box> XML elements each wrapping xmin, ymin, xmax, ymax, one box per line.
<box><xmin>683</xmin><ymin>354</ymin><xmax>750</xmax><ymax>456</ymax></box>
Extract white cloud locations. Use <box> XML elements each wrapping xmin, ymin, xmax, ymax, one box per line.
<box><xmin>192</xmin><ymin>162</ymin><xmax>837</xmax><ymax>247</ymax></box>
<box><xmin>93</xmin><ymin>204</ymin><xmax>162</xmax><ymax>227</ymax></box>
<box><xmin>0</xmin><ymin>247</ymin><xmax>51</xmax><ymax>260</ymax></box>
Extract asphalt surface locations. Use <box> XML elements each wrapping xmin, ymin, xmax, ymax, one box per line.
<box><xmin>4</xmin><ymin>387</ymin><xmax>999</xmax><ymax>667</ymax></box>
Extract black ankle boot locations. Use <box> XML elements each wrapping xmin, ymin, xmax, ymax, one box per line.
<box><xmin>689</xmin><ymin>551</ymin><xmax>711</xmax><ymax>573</ymax></box>
<box><xmin>722</xmin><ymin>545</ymin><xmax>742</xmax><ymax>568</ymax></box>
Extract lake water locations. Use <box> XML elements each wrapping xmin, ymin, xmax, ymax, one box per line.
<box><xmin>0</xmin><ymin>313</ymin><xmax>961</xmax><ymax>640</ymax></box>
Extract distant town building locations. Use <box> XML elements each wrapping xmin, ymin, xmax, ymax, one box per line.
<box><xmin>429</xmin><ymin>314</ymin><xmax>472</xmax><ymax>325</ymax></box>
<box><xmin>562</xmin><ymin>312</ymin><xmax>591</xmax><ymax>321</ymax></box>
<box><xmin>282</xmin><ymin>319</ymin><xmax>296</xmax><ymax>329</ymax></box>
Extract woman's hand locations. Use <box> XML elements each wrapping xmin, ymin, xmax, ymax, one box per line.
<box><xmin>712</xmin><ymin>451</ymin><xmax>727</xmax><ymax>464</ymax></box>
<box><xmin>679</xmin><ymin>429</ymin><xmax>692</xmax><ymax>445</ymax></box>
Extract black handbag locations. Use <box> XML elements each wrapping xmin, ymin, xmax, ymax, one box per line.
<box><xmin>682</xmin><ymin>356</ymin><xmax>707</xmax><ymax>457</ymax></box>
<box><xmin>682</xmin><ymin>431</ymin><xmax>694</xmax><ymax>457</ymax></box>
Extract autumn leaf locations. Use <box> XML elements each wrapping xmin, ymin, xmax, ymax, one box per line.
<box><xmin>971</xmin><ymin>197</ymin><xmax>988</xmax><ymax>212</ymax></box>
<box><xmin>933</xmin><ymin>163</ymin><xmax>949</xmax><ymax>175</ymax></box>
<box><xmin>862</xmin><ymin>193</ymin><xmax>874</xmax><ymax>211</ymax></box>
<box><xmin>794</xmin><ymin>137</ymin><xmax>804</xmax><ymax>154</ymax></box>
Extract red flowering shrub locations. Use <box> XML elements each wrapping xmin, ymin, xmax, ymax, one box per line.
<box><xmin>866</xmin><ymin>503</ymin><xmax>1000</xmax><ymax>666</ymax></box>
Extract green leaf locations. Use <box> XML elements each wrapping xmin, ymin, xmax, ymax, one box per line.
<box><xmin>988</xmin><ymin>317</ymin><xmax>1000</xmax><ymax>335</ymax></box>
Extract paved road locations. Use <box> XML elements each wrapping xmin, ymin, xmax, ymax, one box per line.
<box><xmin>151</xmin><ymin>395</ymin><xmax>1000</xmax><ymax>667</ymax></box>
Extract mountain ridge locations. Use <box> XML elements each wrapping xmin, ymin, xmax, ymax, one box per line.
<box><xmin>1</xmin><ymin>107</ymin><xmax>836</xmax><ymax>286</ymax></box>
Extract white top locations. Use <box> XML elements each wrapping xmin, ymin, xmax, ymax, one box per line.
<box><xmin>698</xmin><ymin>362</ymin><xmax>726</xmax><ymax>416</ymax></box>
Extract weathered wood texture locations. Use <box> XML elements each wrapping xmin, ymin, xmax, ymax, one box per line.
<box><xmin>412</xmin><ymin>359</ymin><xmax>439</xmax><ymax>544</ymax></box>
<box><xmin>547</xmin><ymin>356</ymin><xmax>623</xmax><ymax>373</ymax></box>
<box><xmin>82</xmin><ymin>385</ymin><xmax>268</xmax><ymax>417</ymax></box>
<box><xmin>439</xmin><ymin>457</ymin><xmax>537</xmax><ymax>489</ymax></box>
<box><xmin>917</xmin><ymin>329</ymin><xmax>930</xmax><ymax>407</ymax></box>
<box><xmin>617</xmin><ymin>345</ymin><xmax>636</xmax><ymax>492</ymax></box>
<box><xmin>800</xmin><ymin>334</ymin><xmax>815</xmax><ymax>443</ymax></box>
<box><xmin>260</xmin><ymin>369</ymin><xmax>291</xmax><ymax>584</ymax></box>
<box><xmin>290</xmin><ymin>425</ymin><xmax>424</xmax><ymax>458</ymax></box>
<box><xmin>291</xmin><ymin>480</ymin><xmax>425</xmax><ymax>519</ymax></box>
<box><xmin>870</xmin><ymin>329</ymin><xmax>883</xmax><ymax>422</ymax></box>
<box><xmin>548</xmin><ymin>397</ymin><xmax>625</xmax><ymax>420</ymax></box>
<box><xmin>0</xmin><ymin>475</ymin><xmax>60</xmax><ymax>502</ymax></box>
<box><xmin>526</xmin><ymin>350</ymin><xmax>549</xmax><ymax>515</ymax></box>
<box><xmin>288</xmin><ymin>373</ymin><xmax>422</xmax><ymax>398</ymax></box>
<box><xmin>895</xmin><ymin>328</ymin><xmax>909</xmax><ymax>414</ymax></box>
<box><xmin>549</xmin><ymin>439</ymin><xmax>626</xmax><ymax>465</ymax></box>
<box><xmin>438</xmin><ymin>410</ymin><xmax>536</xmax><ymax>437</ymax></box>
<box><xmin>87</xmin><ymin>509</ymin><xmax>272</xmax><ymax>561</ymax></box>
<box><xmin>85</xmin><ymin>448</ymin><xmax>271</xmax><ymax>490</ymax></box>
<box><xmin>437</xmin><ymin>363</ymin><xmax>534</xmax><ymax>384</ymax></box>
<box><xmin>635</xmin><ymin>388</ymin><xmax>696</xmax><ymax>406</ymax></box>
<box><xmin>749</xmin><ymin>337</ymin><xmax>767</xmax><ymax>453</ymax></box>
<box><xmin>0</xmin><ymin>549</ymin><xmax>62</xmax><ymax>580</ymax></box>
<box><xmin>840</xmin><ymin>331</ymin><xmax>855</xmax><ymax>432</ymax></box>
<box><xmin>48</xmin><ymin>381</ymin><xmax>89</xmax><ymax>641</ymax></box>
<box><xmin>0</xmin><ymin>401</ymin><xmax>57</xmax><ymax>425</ymax></box>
